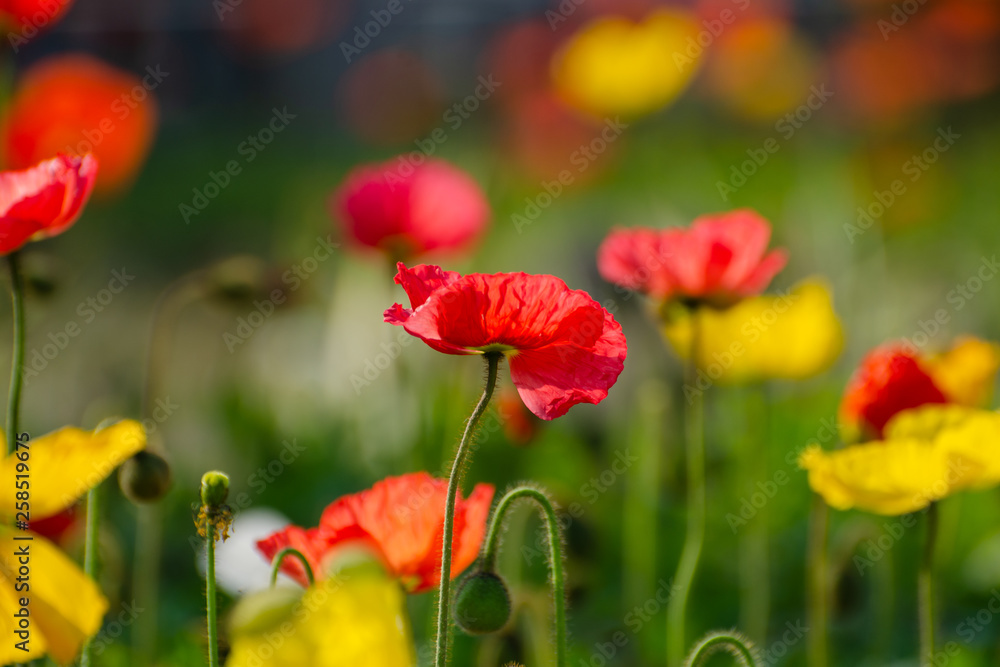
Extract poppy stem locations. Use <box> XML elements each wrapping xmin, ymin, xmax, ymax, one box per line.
<box><xmin>919</xmin><ymin>502</ymin><xmax>939</xmax><ymax>667</ymax></box>
<box><xmin>200</xmin><ymin>471</ymin><xmax>229</xmax><ymax>667</ymax></box>
<box><xmin>806</xmin><ymin>495</ymin><xmax>829</xmax><ymax>667</ymax></box>
<box><xmin>481</xmin><ymin>485</ymin><xmax>567</xmax><ymax>667</ymax></box>
<box><xmin>80</xmin><ymin>485</ymin><xmax>101</xmax><ymax>667</ymax></box>
<box><xmin>667</xmin><ymin>311</ymin><xmax>706</xmax><ymax>667</ymax></box>
<box><xmin>270</xmin><ymin>547</ymin><xmax>316</xmax><ymax>587</ymax></box>
<box><xmin>435</xmin><ymin>352</ymin><xmax>501</xmax><ymax>667</ymax></box>
<box><xmin>683</xmin><ymin>630</ymin><xmax>760</xmax><ymax>667</ymax></box>
<box><xmin>205</xmin><ymin>517</ymin><xmax>220</xmax><ymax>667</ymax></box>
<box><xmin>6</xmin><ymin>251</ymin><xmax>25</xmax><ymax>455</ymax></box>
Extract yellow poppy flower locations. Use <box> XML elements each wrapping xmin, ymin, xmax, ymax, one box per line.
<box><xmin>663</xmin><ymin>278</ymin><xmax>843</xmax><ymax>384</ymax></box>
<box><xmin>922</xmin><ymin>336</ymin><xmax>1000</xmax><ymax>408</ymax></box>
<box><xmin>0</xmin><ymin>419</ymin><xmax>145</xmax><ymax>665</ymax></box>
<box><xmin>226</xmin><ymin>564</ymin><xmax>415</xmax><ymax>667</ymax></box>
<box><xmin>801</xmin><ymin>406</ymin><xmax>1000</xmax><ymax>515</ymax></box>
<box><xmin>551</xmin><ymin>10</ymin><xmax>702</xmax><ymax>118</ymax></box>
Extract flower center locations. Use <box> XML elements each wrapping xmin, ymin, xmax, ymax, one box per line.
<box><xmin>471</xmin><ymin>343</ymin><xmax>519</xmax><ymax>356</ymax></box>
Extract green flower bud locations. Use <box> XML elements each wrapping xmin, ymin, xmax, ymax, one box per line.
<box><xmin>454</xmin><ymin>571</ymin><xmax>511</xmax><ymax>635</ymax></box>
<box><xmin>119</xmin><ymin>451</ymin><xmax>172</xmax><ymax>504</ymax></box>
<box><xmin>201</xmin><ymin>471</ymin><xmax>230</xmax><ymax>507</ymax></box>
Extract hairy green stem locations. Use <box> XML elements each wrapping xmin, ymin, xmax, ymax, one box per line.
<box><xmin>270</xmin><ymin>547</ymin><xmax>316</xmax><ymax>587</ymax></box>
<box><xmin>667</xmin><ymin>312</ymin><xmax>706</xmax><ymax>667</ymax></box>
<box><xmin>6</xmin><ymin>252</ymin><xmax>24</xmax><ymax>455</ymax></box>
<box><xmin>481</xmin><ymin>486</ymin><xmax>567</xmax><ymax>666</ymax></box>
<box><xmin>80</xmin><ymin>485</ymin><xmax>101</xmax><ymax>667</ymax></box>
<box><xmin>206</xmin><ymin>518</ymin><xmax>219</xmax><ymax>667</ymax></box>
<box><xmin>919</xmin><ymin>503</ymin><xmax>938</xmax><ymax>667</ymax></box>
<box><xmin>434</xmin><ymin>352</ymin><xmax>500</xmax><ymax>667</ymax></box>
<box><xmin>684</xmin><ymin>630</ymin><xmax>760</xmax><ymax>667</ymax></box>
<box><xmin>806</xmin><ymin>495</ymin><xmax>829</xmax><ymax>667</ymax></box>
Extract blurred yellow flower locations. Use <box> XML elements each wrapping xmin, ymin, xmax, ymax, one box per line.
<box><xmin>551</xmin><ymin>10</ymin><xmax>702</xmax><ymax>118</ymax></box>
<box><xmin>800</xmin><ymin>405</ymin><xmax>1000</xmax><ymax>515</ymax></box>
<box><xmin>0</xmin><ymin>419</ymin><xmax>145</xmax><ymax>664</ymax></box>
<box><xmin>922</xmin><ymin>336</ymin><xmax>1000</xmax><ymax>408</ymax></box>
<box><xmin>226</xmin><ymin>565</ymin><xmax>415</xmax><ymax>667</ymax></box>
<box><xmin>663</xmin><ymin>278</ymin><xmax>843</xmax><ymax>385</ymax></box>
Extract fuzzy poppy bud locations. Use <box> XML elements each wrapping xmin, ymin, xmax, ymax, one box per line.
<box><xmin>119</xmin><ymin>451</ymin><xmax>172</xmax><ymax>503</ymax></box>
<box><xmin>453</xmin><ymin>571</ymin><xmax>511</xmax><ymax>635</ymax></box>
<box><xmin>201</xmin><ymin>471</ymin><xmax>230</xmax><ymax>507</ymax></box>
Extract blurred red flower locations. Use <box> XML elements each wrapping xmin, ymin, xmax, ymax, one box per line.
<box><xmin>597</xmin><ymin>209</ymin><xmax>786</xmax><ymax>306</ymax></box>
<box><xmin>0</xmin><ymin>0</ymin><xmax>74</xmax><ymax>33</ymax></box>
<box><xmin>0</xmin><ymin>153</ymin><xmax>98</xmax><ymax>254</ymax></box>
<box><xmin>385</xmin><ymin>263</ymin><xmax>627</xmax><ymax>420</ymax></box>
<box><xmin>839</xmin><ymin>345</ymin><xmax>947</xmax><ymax>440</ymax></box>
<box><xmin>3</xmin><ymin>54</ymin><xmax>158</xmax><ymax>196</ymax></box>
<box><xmin>840</xmin><ymin>338</ymin><xmax>1000</xmax><ymax>441</ymax></box>
<box><xmin>258</xmin><ymin>472</ymin><xmax>493</xmax><ymax>593</ymax></box>
<box><xmin>331</xmin><ymin>158</ymin><xmax>489</xmax><ymax>261</ymax></box>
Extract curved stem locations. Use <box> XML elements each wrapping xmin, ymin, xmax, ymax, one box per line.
<box><xmin>435</xmin><ymin>352</ymin><xmax>501</xmax><ymax>667</ymax></box>
<box><xmin>270</xmin><ymin>547</ymin><xmax>316</xmax><ymax>587</ymax></box>
<box><xmin>806</xmin><ymin>495</ymin><xmax>830</xmax><ymax>667</ymax></box>
<box><xmin>80</xmin><ymin>485</ymin><xmax>101</xmax><ymax>667</ymax></box>
<box><xmin>668</xmin><ymin>311</ymin><xmax>706</xmax><ymax>667</ymax></box>
<box><xmin>206</xmin><ymin>517</ymin><xmax>219</xmax><ymax>667</ymax></box>
<box><xmin>919</xmin><ymin>503</ymin><xmax>938</xmax><ymax>667</ymax></box>
<box><xmin>6</xmin><ymin>251</ymin><xmax>25</xmax><ymax>454</ymax></box>
<box><xmin>684</xmin><ymin>631</ymin><xmax>759</xmax><ymax>667</ymax></box>
<box><xmin>481</xmin><ymin>485</ymin><xmax>567</xmax><ymax>667</ymax></box>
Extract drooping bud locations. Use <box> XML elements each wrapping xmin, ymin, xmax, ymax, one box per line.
<box><xmin>119</xmin><ymin>451</ymin><xmax>172</xmax><ymax>504</ymax></box>
<box><xmin>453</xmin><ymin>571</ymin><xmax>512</xmax><ymax>635</ymax></box>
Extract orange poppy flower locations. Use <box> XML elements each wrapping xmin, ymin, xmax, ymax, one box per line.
<box><xmin>839</xmin><ymin>338</ymin><xmax>1000</xmax><ymax>441</ymax></box>
<box><xmin>3</xmin><ymin>54</ymin><xmax>158</xmax><ymax>196</ymax></box>
<box><xmin>258</xmin><ymin>473</ymin><xmax>494</xmax><ymax>594</ymax></box>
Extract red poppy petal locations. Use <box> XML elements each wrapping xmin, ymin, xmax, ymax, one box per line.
<box><xmin>255</xmin><ymin>525</ymin><xmax>328</xmax><ymax>587</ymax></box>
<box><xmin>0</xmin><ymin>154</ymin><xmax>98</xmax><ymax>254</ymax></box>
<box><xmin>735</xmin><ymin>248</ymin><xmax>788</xmax><ymax>296</ymax></box>
<box><xmin>402</xmin><ymin>272</ymin><xmax>603</xmax><ymax>351</ymax></box>
<box><xmin>693</xmin><ymin>209</ymin><xmax>772</xmax><ymax>290</ymax></box>
<box><xmin>405</xmin><ymin>161</ymin><xmax>490</xmax><ymax>253</ymax></box>
<box><xmin>840</xmin><ymin>344</ymin><xmax>949</xmax><ymax>438</ymax></box>
<box><xmin>334</xmin><ymin>164</ymin><xmax>410</xmax><ymax>249</ymax></box>
<box><xmin>509</xmin><ymin>308</ymin><xmax>627</xmax><ymax>420</ymax></box>
<box><xmin>40</xmin><ymin>153</ymin><xmax>98</xmax><ymax>238</ymax></box>
<box><xmin>598</xmin><ymin>209</ymin><xmax>785</xmax><ymax>303</ymax></box>
<box><xmin>597</xmin><ymin>227</ymin><xmax>681</xmax><ymax>300</ymax></box>
<box><xmin>333</xmin><ymin>159</ymin><xmax>488</xmax><ymax>258</ymax></box>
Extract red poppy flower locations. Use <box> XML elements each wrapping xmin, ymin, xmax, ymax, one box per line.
<box><xmin>0</xmin><ymin>153</ymin><xmax>98</xmax><ymax>254</ymax></box>
<box><xmin>3</xmin><ymin>55</ymin><xmax>157</xmax><ymax>196</ymax></box>
<box><xmin>258</xmin><ymin>472</ymin><xmax>494</xmax><ymax>593</ymax></box>
<box><xmin>597</xmin><ymin>209</ymin><xmax>787</xmax><ymax>305</ymax></box>
<box><xmin>384</xmin><ymin>263</ymin><xmax>628</xmax><ymax>420</ymax></box>
<box><xmin>839</xmin><ymin>344</ymin><xmax>948</xmax><ymax>440</ymax></box>
<box><xmin>330</xmin><ymin>158</ymin><xmax>489</xmax><ymax>260</ymax></box>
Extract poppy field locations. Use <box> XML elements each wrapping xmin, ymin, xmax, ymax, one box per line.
<box><xmin>2</xmin><ymin>0</ymin><xmax>1000</xmax><ymax>666</ymax></box>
